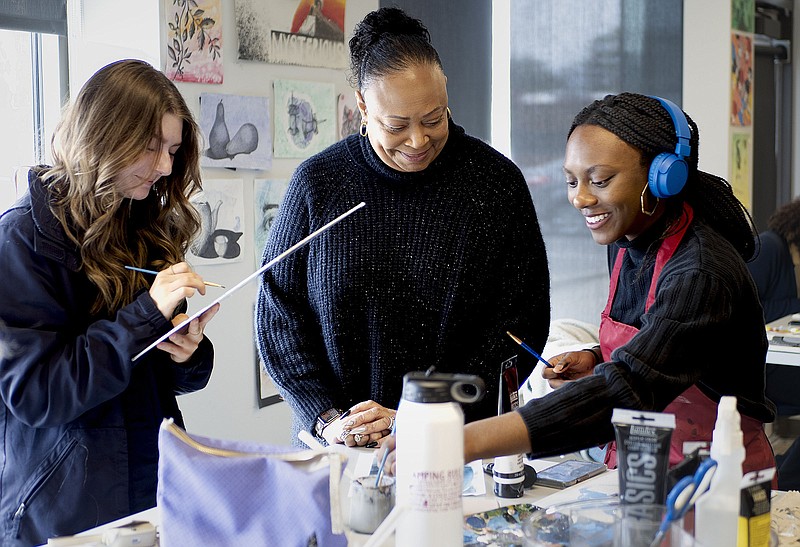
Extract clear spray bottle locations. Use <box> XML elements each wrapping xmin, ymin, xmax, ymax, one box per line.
<box><xmin>694</xmin><ymin>395</ymin><xmax>745</xmax><ymax>546</ymax></box>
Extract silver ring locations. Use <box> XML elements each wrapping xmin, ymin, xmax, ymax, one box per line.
<box><xmin>338</xmin><ymin>429</ymin><xmax>349</xmax><ymax>442</ymax></box>
<box><xmin>353</xmin><ymin>433</ymin><xmax>363</xmax><ymax>443</ymax></box>
<box><xmin>388</xmin><ymin>415</ymin><xmax>395</xmax><ymax>430</ymax></box>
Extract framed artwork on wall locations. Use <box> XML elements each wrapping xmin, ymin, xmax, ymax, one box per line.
<box><xmin>199</xmin><ymin>93</ymin><xmax>272</xmax><ymax>170</ymax></box>
<box><xmin>164</xmin><ymin>0</ymin><xmax>224</xmax><ymax>83</ymax></box>
<box><xmin>273</xmin><ymin>79</ymin><xmax>336</xmax><ymax>158</ymax></box>
<box><xmin>234</xmin><ymin>0</ymin><xmax>347</xmax><ymax>69</ymax></box>
<box><xmin>254</xmin><ymin>178</ymin><xmax>289</xmax><ymax>265</ymax></box>
<box><xmin>254</xmin><ymin>345</ymin><xmax>283</xmax><ymax>408</ymax></box>
<box><xmin>188</xmin><ymin>179</ymin><xmax>246</xmax><ymax>265</ymax></box>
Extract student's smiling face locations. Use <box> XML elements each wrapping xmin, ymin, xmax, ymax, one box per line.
<box><xmin>356</xmin><ymin>62</ymin><xmax>449</xmax><ymax>173</ymax></box>
<box><xmin>563</xmin><ymin>124</ymin><xmax>661</xmax><ymax>244</ymax></box>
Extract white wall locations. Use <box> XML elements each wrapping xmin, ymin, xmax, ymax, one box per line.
<box><xmin>67</xmin><ymin>0</ymin><xmax>377</xmax><ymax>446</ymax></box>
<box><xmin>684</xmin><ymin>0</ymin><xmax>800</xmax><ymax>200</ymax></box>
<box><xmin>682</xmin><ymin>0</ymin><xmax>734</xmax><ymax>181</ymax></box>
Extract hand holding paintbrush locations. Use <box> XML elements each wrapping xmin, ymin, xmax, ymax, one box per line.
<box><xmin>125</xmin><ymin>265</ymin><xmax>225</xmax><ymax>288</ymax></box>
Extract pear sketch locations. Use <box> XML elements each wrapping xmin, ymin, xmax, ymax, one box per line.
<box><xmin>204</xmin><ymin>99</ymin><xmax>260</xmax><ymax>160</ymax></box>
<box><xmin>206</xmin><ymin>100</ymin><xmax>230</xmax><ymax>159</ymax></box>
<box><xmin>225</xmin><ymin>123</ymin><xmax>259</xmax><ymax>156</ymax></box>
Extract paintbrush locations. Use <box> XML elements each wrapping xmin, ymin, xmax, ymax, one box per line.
<box><xmin>506</xmin><ymin>331</ymin><xmax>554</xmax><ymax>368</ymax></box>
<box><xmin>374</xmin><ymin>420</ymin><xmax>396</xmax><ymax>487</ymax></box>
<box><xmin>125</xmin><ymin>265</ymin><xmax>225</xmax><ymax>288</ymax></box>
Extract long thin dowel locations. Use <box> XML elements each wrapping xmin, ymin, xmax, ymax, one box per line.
<box><xmin>131</xmin><ymin>202</ymin><xmax>366</xmax><ymax>361</ymax></box>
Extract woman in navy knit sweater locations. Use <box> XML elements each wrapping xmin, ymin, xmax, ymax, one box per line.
<box><xmin>255</xmin><ymin>7</ymin><xmax>550</xmax><ymax>448</ymax></box>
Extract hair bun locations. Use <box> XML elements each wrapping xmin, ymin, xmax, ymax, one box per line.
<box><xmin>355</xmin><ymin>7</ymin><xmax>429</xmax><ymax>46</ymax></box>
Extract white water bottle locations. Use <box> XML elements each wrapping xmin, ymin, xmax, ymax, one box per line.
<box><xmin>395</xmin><ymin>370</ymin><xmax>485</xmax><ymax>547</ymax></box>
<box><xmin>694</xmin><ymin>396</ymin><xmax>745</xmax><ymax>547</ymax></box>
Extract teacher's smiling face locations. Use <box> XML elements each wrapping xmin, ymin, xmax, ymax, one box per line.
<box><xmin>356</xmin><ymin>62</ymin><xmax>449</xmax><ymax>173</ymax></box>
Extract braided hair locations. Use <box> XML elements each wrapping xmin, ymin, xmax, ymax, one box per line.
<box><xmin>348</xmin><ymin>7</ymin><xmax>443</xmax><ymax>91</ymax></box>
<box><xmin>567</xmin><ymin>92</ymin><xmax>758</xmax><ymax>261</ymax></box>
<box><xmin>767</xmin><ymin>198</ymin><xmax>800</xmax><ymax>251</ymax></box>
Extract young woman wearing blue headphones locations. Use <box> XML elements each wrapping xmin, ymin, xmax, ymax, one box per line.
<box><xmin>381</xmin><ymin>93</ymin><xmax>777</xmax><ymax>484</ymax></box>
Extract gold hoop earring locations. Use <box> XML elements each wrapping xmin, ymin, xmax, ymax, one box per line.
<box><xmin>447</xmin><ymin>107</ymin><xmax>452</xmax><ymax>119</ymax></box>
<box><xmin>640</xmin><ymin>184</ymin><xmax>659</xmax><ymax>216</ymax></box>
<box><xmin>359</xmin><ymin>120</ymin><xmax>368</xmax><ymax>137</ymax></box>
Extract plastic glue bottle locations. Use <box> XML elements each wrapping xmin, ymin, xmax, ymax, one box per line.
<box><xmin>694</xmin><ymin>395</ymin><xmax>745</xmax><ymax>547</ymax></box>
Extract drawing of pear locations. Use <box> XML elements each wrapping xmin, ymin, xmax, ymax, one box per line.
<box><xmin>206</xmin><ymin>100</ymin><xmax>229</xmax><ymax>159</ymax></box>
<box><xmin>204</xmin><ymin>99</ymin><xmax>260</xmax><ymax>160</ymax></box>
<box><xmin>226</xmin><ymin>123</ymin><xmax>258</xmax><ymax>156</ymax></box>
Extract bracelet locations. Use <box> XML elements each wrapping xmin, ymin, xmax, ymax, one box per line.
<box><xmin>582</xmin><ymin>346</ymin><xmax>602</xmax><ymax>364</ymax></box>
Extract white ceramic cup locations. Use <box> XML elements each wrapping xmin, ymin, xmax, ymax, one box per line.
<box><xmin>348</xmin><ymin>475</ymin><xmax>396</xmax><ymax>534</ymax></box>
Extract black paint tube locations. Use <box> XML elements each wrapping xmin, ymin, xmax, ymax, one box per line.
<box><xmin>611</xmin><ymin>408</ymin><xmax>676</xmax><ymax>505</ymax></box>
<box><xmin>493</xmin><ymin>355</ymin><xmax>525</xmax><ymax>498</ymax></box>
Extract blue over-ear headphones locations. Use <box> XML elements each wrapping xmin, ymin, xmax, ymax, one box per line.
<box><xmin>648</xmin><ymin>96</ymin><xmax>691</xmax><ymax>198</ymax></box>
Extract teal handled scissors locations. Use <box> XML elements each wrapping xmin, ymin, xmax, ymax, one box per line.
<box><xmin>649</xmin><ymin>457</ymin><xmax>718</xmax><ymax>547</ymax></box>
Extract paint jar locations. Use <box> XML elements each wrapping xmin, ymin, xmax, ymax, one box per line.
<box><xmin>347</xmin><ymin>474</ymin><xmax>395</xmax><ymax>534</ymax></box>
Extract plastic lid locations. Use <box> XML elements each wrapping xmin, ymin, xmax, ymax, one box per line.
<box><xmin>401</xmin><ymin>370</ymin><xmax>485</xmax><ymax>404</ymax></box>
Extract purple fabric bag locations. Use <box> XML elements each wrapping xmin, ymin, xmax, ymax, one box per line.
<box><xmin>157</xmin><ymin>419</ymin><xmax>347</xmax><ymax>546</ymax></box>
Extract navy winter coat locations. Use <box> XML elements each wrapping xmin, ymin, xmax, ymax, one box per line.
<box><xmin>0</xmin><ymin>172</ymin><xmax>214</xmax><ymax>546</ymax></box>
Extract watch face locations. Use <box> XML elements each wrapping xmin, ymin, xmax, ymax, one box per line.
<box><xmin>320</xmin><ymin>408</ymin><xmax>341</xmax><ymax>422</ymax></box>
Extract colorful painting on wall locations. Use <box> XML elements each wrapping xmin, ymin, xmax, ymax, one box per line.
<box><xmin>188</xmin><ymin>179</ymin><xmax>246</xmax><ymax>265</ymax></box>
<box><xmin>234</xmin><ymin>0</ymin><xmax>347</xmax><ymax>69</ymax></box>
<box><xmin>164</xmin><ymin>0</ymin><xmax>223</xmax><ymax>84</ymax></box>
<box><xmin>730</xmin><ymin>32</ymin><xmax>753</xmax><ymax>127</ymax></box>
<box><xmin>199</xmin><ymin>93</ymin><xmax>272</xmax><ymax>170</ymax></box>
<box><xmin>273</xmin><ymin>79</ymin><xmax>336</xmax><ymax>158</ymax></box>
<box><xmin>731</xmin><ymin>0</ymin><xmax>754</xmax><ymax>33</ymax></box>
<box><xmin>253</xmin><ymin>178</ymin><xmax>289</xmax><ymax>265</ymax></box>
<box><xmin>730</xmin><ymin>130</ymin><xmax>752</xmax><ymax>211</ymax></box>
<box><xmin>337</xmin><ymin>92</ymin><xmax>362</xmax><ymax>140</ymax></box>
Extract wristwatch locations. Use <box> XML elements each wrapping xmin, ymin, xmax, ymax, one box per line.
<box><xmin>314</xmin><ymin>407</ymin><xmax>342</xmax><ymax>439</ymax></box>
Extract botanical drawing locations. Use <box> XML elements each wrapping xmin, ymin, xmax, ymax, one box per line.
<box><xmin>165</xmin><ymin>0</ymin><xmax>223</xmax><ymax>84</ymax></box>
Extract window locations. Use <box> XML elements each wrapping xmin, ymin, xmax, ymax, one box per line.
<box><xmin>505</xmin><ymin>0</ymin><xmax>683</xmax><ymax>324</ymax></box>
<box><xmin>0</xmin><ymin>29</ymin><xmax>65</xmax><ymax>213</ymax></box>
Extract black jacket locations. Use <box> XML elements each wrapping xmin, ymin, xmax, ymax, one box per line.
<box><xmin>0</xmin><ymin>171</ymin><xmax>214</xmax><ymax>546</ymax></box>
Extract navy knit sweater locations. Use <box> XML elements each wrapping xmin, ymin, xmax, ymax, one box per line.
<box><xmin>255</xmin><ymin>121</ymin><xmax>550</xmax><ymax>444</ymax></box>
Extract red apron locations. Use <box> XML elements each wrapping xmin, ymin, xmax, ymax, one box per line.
<box><xmin>600</xmin><ymin>204</ymin><xmax>775</xmax><ymax>478</ymax></box>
